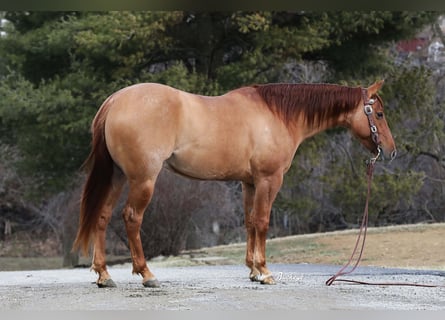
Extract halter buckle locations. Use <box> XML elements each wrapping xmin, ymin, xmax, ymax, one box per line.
<box><xmin>370</xmin><ymin>125</ymin><xmax>377</xmax><ymax>133</ymax></box>
<box><xmin>366</xmin><ymin>146</ymin><xmax>382</xmax><ymax>165</ymax></box>
<box><xmin>364</xmin><ymin>105</ymin><xmax>373</xmax><ymax>115</ymax></box>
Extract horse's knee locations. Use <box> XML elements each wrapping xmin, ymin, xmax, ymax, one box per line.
<box><xmin>254</xmin><ymin>217</ymin><xmax>270</xmax><ymax>235</ymax></box>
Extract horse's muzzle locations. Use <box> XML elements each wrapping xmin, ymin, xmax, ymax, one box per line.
<box><xmin>381</xmin><ymin>147</ymin><xmax>397</xmax><ymax>162</ymax></box>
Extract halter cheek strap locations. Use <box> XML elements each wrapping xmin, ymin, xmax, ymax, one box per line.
<box><xmin>362</xmin><ymin>89</ymin><xmax>381</xmax><ymax>163</ymax></box>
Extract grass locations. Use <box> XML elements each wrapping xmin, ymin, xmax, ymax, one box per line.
<box><xmin>179</xmin><ymin>222</ymin><xmax>445</xmax><ymax>270</ymax></box>
<box><xmin>1</xmin><ymin>223</ymin><xmax>444</xmax><ymax>271</ymax></box>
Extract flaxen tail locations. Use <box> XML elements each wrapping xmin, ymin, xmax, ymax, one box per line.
<box><xmin>73</xmin><ymin>97</ymin><xmax>115</xmax><ymax>256</ymax></box>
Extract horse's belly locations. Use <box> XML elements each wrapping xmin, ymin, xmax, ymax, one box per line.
<box><xmin>164</xmin><ymin>147</ymin><xmax>251</xmax><ymax>181</ymax></box>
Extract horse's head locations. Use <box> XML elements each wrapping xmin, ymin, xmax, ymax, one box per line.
<box><xmin>349</xmin><ymin>80</ymin><xmax>397</xmax><ymax>162</ymax></box>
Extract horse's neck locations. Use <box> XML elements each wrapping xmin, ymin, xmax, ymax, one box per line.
<box><xmin>295</xmin><ymin>106</ymin><xmax>353</xmax><ymax>143</ymax></box>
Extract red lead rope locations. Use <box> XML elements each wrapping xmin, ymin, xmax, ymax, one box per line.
<box><xmin>325</xmin><ymin>161</ymin><xmax>444</xmax><ymax>288</ymax></box>
<box><xmin>325</xmin><ymin>161</ymin><xmax>374</xmax><ymax>286</ymax></box>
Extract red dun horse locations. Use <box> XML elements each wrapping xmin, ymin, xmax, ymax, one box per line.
<box><xmin>73</xmin><ymin>80</ymin><xmax>396</xmax><ymax>287</ymax></box>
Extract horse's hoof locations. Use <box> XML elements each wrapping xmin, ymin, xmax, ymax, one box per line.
<box><xmin>97</xmin><ymin>278</ymin><xmax>117</xmax><ymax>288</ymax></box>
<box><xmin>249</xmin><ymin>272</ymin><xmax>261</xmax><ymax>282</ymax></box>
<box><xmin>252</xmin><ymin>273</ymin><xmax>276</xmax><ymax>285</ymax></box>
<box><xmin>143</xmin><ymin>278</ymin><xmax>160</xmax><ymax>288</ymax></box>
<box><xmin>260</xmin><ymin>275</ymin><xmax>276</xmax><ymax>285</ymax></box>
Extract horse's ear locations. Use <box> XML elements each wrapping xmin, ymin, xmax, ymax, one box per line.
<box><xmin>367</xmin><ymin>80</ymin><xmax>384</xmax><ymax>97</ymax></box>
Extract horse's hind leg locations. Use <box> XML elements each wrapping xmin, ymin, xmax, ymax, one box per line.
<box><xmin>92</xmin><ymin>169</ymin><xmax>125</xmax><ymax>288</ymax></box>
<box><xmin>122</xmin><ymin>178</ymin><xmax>160</xmax><ymax>288</ymax></box>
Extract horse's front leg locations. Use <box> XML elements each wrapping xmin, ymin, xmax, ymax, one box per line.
<box><xmin>251</xmin><ymin>173</ymin><xmax>284</xmax><ymax>285</ymax></box>
<box><xmin>242</xmin><ymin>182</ymin><xmax>261</xmax><ymax>281</ymax></box>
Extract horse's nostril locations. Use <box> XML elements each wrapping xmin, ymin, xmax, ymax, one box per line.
<box><xmin>391</xmin><ymin>149</ymin><xmax>397</xmax><ymax>160</ymax></box>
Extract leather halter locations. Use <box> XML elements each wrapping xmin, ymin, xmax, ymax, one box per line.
<box><xmin>362</xmin><ymin>89</ymin><xmax>381</xmax><ymax>163</ymax></box>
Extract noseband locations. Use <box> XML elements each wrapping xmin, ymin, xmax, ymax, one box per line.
<box><xmin>362</xmin><ymin>89</ymin><xmax>382</xmax><ymax>164</ymax></box>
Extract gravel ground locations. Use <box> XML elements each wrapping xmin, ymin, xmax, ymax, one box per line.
<box><xmin>0</xmin><ymin>264</ymin><xmax>444</xmax><ymax>310</ymax></box>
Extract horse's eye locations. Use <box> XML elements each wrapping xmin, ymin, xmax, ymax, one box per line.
<box><xmin>376</xmin><ymin>112</ymin><xmax>384</xmax><ymax>119</ymax></box>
